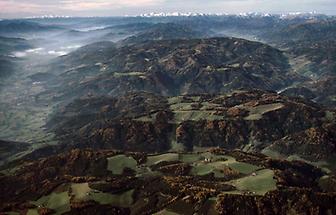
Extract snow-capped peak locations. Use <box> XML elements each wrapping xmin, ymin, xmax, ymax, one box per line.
<box><xmin>25</xmin><ymin>15</ymin><xmax>72</xmax><ymax>19</ymax></box>
<box><xmin>279</xmin><ymin>11</ymin><xmax>323</xmax><ymax>19</ymax></box>
<box><xmin>135</xmin><ymin>11</ymin><xmax>326</xmax><ymax>19</ymax></box>
<box><xmin>138</xmin><ymin>12</ymin><xmax>207</xmax><ymax>17</ymax></box>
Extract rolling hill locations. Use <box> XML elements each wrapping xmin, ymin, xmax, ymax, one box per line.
<box><xmin>38</xmin><ymin>37</ymin><xmax>299</xmax><ymax>105</ymax></box>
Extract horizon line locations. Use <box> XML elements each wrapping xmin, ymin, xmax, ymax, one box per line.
<box><xmin>1</xmin><ymin>11</ymin><xmax>335</xmax><ymax>20</ymax></box>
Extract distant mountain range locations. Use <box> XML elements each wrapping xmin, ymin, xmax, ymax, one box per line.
<box><xmin>20</xmin><ymin>11</ymin><xmax>331</xmax><ymax>19</ymax></box>
<box><xmin>0</xmin><ymin>20</ymin><xmax>62</xmax><ymax>34</ymax></box>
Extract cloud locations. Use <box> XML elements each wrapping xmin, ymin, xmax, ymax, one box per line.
<box><xmin>0</xmin><ymin>0</ymin><xmax>162</xmax><ymax>12</ymax></box>
<box><xmin>0</xmin><ymin>1</ymin><xmax>44</xmax><ymax>13</ymax></box>
<box><xmin>59</xmin><ymin>0</ymin><xmax>162</xmax><ymax>11</ymax></box>
<box><xmin>0</xmin><ymin>0</ymin><xmax>164</xmax><ymax>17</ymax></box>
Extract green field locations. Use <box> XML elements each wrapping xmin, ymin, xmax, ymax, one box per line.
<box><xmin>287</xmin><ymin>154</ymin><xmax>336</xmax><ymax>174</ymax></box>
<box><xmin>5</xmin><ymin>212</ymin><xmax>20</xmax><ymax>215</ymax></box>
<box><xmin>180</xmin><ymin>153</ymin><xmax>204</xmax><ymax>163</ymax></box>
<box><xmin>170</xmin><ymin>103</ymin><xmax>195</xmax><ymax>111</ymax></box>
<box><xmin>324</xmin><ymin>111</ymin><xmax>335</xmax><ymax>122</ymax></box>
<box><xmin>166</xmin><ymin>96</ymin><xmax>225</xmax><ymax>123</ymax></box>
<box><xmin>154</xmin><ymin>209</ymin><xmax>181</xmax><ymax>215</ymax></box>
<box><xmin>134</xmin><ymin>112</ymin><xmax>158</xmax><ymax>122</ymax></box>
<box><xmin>170</xmin><ymin>140</ymin><xmax>185</xmax><ymax>152</ymax></box>
<box><xmin>113</xmin><ymin>72</ymin><xmax>146</xmax><ymax>78</ymax></box>
<box><xmin>106</xmin><ymin>152</ymin><xmax>265</xmax><ymax>183</ymax></box>
<box><xmin>200</xmin><ymin>102</ymin><xmax>221</xmax><ymax>110</ymax></box>
<box><xmin>262</xmin><ymin>148</ymin><xmax>336</xmax><ymax>174</ymax></box>
<box><xmin>71</xmin><ymin>183</ymin><xmax>92</xmax><ymax>201</ymax></box>
<box><xmin>167</xmin><ymin>96</ymin><xmax>201</xmax><ymax>105</ymax></box>
<box><xmin>26</xmin><ymin>209</ymin><xmax>39</xmax><ymax>215</ymax></box>
<box><xmin>52</xmin><ymin>183</ymin><xmax>135</xmax><ymax>209</ymax></box>
<box><xmin>243</xmin><ymin>103</ymin><xmax>284</xmax><ymax>121</ymax></box>
<box><xmin>168</xmin><ymin>96</ymin><xmax>183</xmax><ymax>105</ymax></box>
<box><xmin>191</xmin><ymin>162</ymin><xmax>226</xmax><ymax>177</ymax></box>
<box><xmin>173</xmin><ymin>110</ymin><xmax>224</xmax><ymax>122</ymax></box>
<box><xmin>135</xmin><ymin>165</ymin><xmax>162</xmax><ymax>177</ymax></box>
<box><xmin>107</xmin><ymin>154</ymin><xmax>138</xmax><ymax>174</ymax></box>
<box><xmin>228</xmin><ymin>169</ymin><xmax>276</xmax><ymax>195</ymax></box>
<box><xmin>146</xmin><ymin>153</ymin><xmax>179</xmax><ymax>166</ymax></box>
<box><xmin>220</xmin><ymin>155</ymin><xmax>260</xmax><ymax>174</ymax></box>
<box><xmin>147</xmin><ymin>152</ymin><xmax>229</xmax><ymax>166</ymax></box>
<box><xmin>188</xmin><ymin>154</ymin><xmax>260</xmax><ymax>178</ymax></box>
<box><xmin>91</xmin><ymin>189</ymin><xmax>134</xmax><ymax>207</ymax></box>
<box><xmin>70</xmin><ymin>183</ymin><xmax>134</xmax><ymax>207</ymax></box>
<box><xmin>20</xmin><ymin>151</ymin><xmax>279</xmax><ymax>215</ymax></box>
<box><xmin>31</xmin><ymin>191</ymin><xmax>70</xmax><ymax>215</ymax></box>
<box><xmin>134</xmin><ymin>95</ymin><xmax>230</xmax><ymax>123</ymax></box>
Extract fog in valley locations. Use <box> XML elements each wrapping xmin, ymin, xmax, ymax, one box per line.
<box><xmin>0</xmin><ymin>16</ymin><xmax>258</xmax><ymax>146</ymax></box>
<box><xmin>0</xmin><ymin>20</ymin><xmax>138</xmax><ymax>158</ymax></box>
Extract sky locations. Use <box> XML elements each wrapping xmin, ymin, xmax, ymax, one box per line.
<box><xmin>0</xmin><ymin>0</ymin><xmax>335</xmax><ymax>18</ymax></box>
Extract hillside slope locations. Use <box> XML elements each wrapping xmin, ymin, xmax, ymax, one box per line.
<box><xmin>38</xmin><ymin>37</ymin><xmax>298</xmax><ymax>105</ymax></box>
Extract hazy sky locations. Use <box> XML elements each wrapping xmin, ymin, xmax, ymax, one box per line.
<box><xmin>0</xmin><ymin>0</ymin><xmax>335</xmax><ymax>18</ymax></box>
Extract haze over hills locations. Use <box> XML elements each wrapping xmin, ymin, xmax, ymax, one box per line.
<box><xmin>0</xmin><ymin>13</ymin><xmax>336</xmax><ymax>214</ymax></box>
<box><xmin>39</xmin><ymin>37</ymin><xmax>295</xmax><ymax>104</ymax></box>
